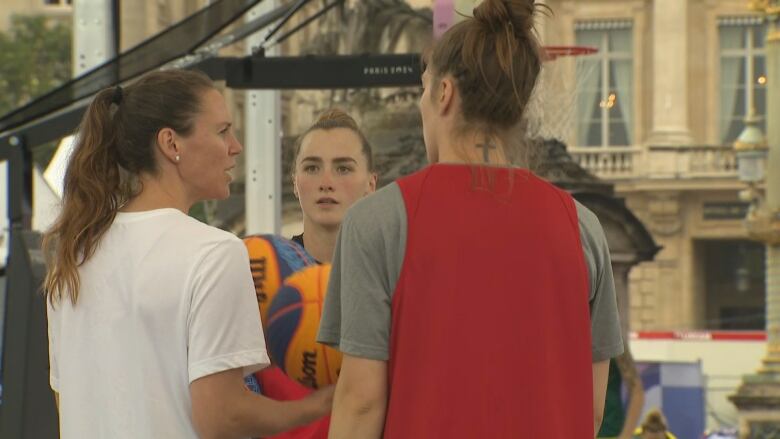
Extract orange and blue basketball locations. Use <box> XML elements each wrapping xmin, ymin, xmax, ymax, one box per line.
<box><xmin>243</xmin><ymin>234</ymin><xmax>315</xmax><ymax>322</ymax></box>
<box><xmin>266</xmin><ymin>264</ymin><xmax>342</xmax><ymax>389</ymax></box>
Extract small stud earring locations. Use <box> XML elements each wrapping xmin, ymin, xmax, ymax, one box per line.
<box><xmin>175</xmin><ymin>155</ymin><xmax>180</xmax><ymax>162</ymax></box>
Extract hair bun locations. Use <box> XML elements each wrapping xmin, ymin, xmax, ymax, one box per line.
<box><xmin>473</xmin><ymin>0</ymin><xmax>536</xmax><ymax>33</ymax></box>
<box><xmin>641</xmin><ymin>409</ymin><xmax>668</xmax><ymax>431</ymax></box>
<box><xmin>314</xmin><ymin>108</ymin><xmax>359</xmax><ymax>130</ymax></box>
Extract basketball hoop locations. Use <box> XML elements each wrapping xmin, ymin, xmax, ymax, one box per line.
<box><xmin>542</xmin><ymin>45</ymin><xmax>598</xmax><ymax>61</ymax></box>
<box><xmin>429</xmin><ymin>0</ymin><xmax>599</xmax><ymax>145</ymax></box>
<box><xmin>524</xmin><ymin>45</ymin><xmax>599</xmax><ymax>146</ymax></box>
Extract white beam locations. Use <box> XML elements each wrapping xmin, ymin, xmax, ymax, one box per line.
<box><xmin>244</xmin><ymin>1</ymin><xmax>282</xmax><ymax>235</ymax></box>
<box><xmin>33</xmin><ymin>1</ymin><xmax>116</xmax><ymax>231</ymax></box>
<box><xmin>72</xmin><ymin>0</ymin><xmax>115</xmax><ymax>76</ymax></box>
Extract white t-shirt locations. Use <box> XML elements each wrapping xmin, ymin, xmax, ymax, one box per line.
<box><xmin>47</xmin><ymin>208</ymin><xmax>270</xmax><ymax>438</ymax></box>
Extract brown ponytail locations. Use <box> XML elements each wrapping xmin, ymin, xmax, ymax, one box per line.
<box><xmin>43</xmin><ymin>69</ymin><xmax>214</xmax><ymax>306</ymax></box>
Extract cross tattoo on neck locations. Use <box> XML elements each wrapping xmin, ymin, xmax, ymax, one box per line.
<box><xmin>476</xmin><ymin>143</ymin><xmax>496</xmax><ymax>163</ymax></box>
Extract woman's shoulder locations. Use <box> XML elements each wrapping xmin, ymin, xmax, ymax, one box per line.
<box><xmin>341</xmin><ymin>183</ymin><xmax>406</xmax><ymax>240</ymax></box>
<box><xmin>157</xmin><ymin>210</ymin><xmax>242</xmax><ymax>251</ymax></box>
<box><xmin>347</xmin><ymin>182</ymin><xmax>405</xmax><ymax>221</ymax></box>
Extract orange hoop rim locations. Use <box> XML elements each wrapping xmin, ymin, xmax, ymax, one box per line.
<box><xmin>542</xmin><ymin>45</ymin><xmax>598</xmax><ymax>61</ymax></box>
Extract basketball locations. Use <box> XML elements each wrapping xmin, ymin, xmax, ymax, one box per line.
<box><xmin>243</xmin><ymin>234</ymin><xmax>315</xmax><ymax>322</ymax></box>
<box><xmin>265</xmin><ymin>264</ymin><xmax>342</xmax><ymax>389</ymax></box>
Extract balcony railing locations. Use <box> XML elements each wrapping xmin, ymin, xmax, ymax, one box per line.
<box><xmin>568</xmin><ymin>145</ymin><xmax>739</xmax><ymax>180</ymax></box>
<box><xmin>685</xmin><ymin>145</ymin><xmax>738</xmax><ymax>178</ymax></box>
<box><xmin>568</xmin><ymin>147</ymin><xmax>641</xmax><ymax>179</ymax></box>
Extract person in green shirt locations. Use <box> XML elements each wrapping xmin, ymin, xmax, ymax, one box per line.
<box><xmin>598</xmin><ymin>343</ymin><xmax>645</xmax><ymax>439</ymax></box>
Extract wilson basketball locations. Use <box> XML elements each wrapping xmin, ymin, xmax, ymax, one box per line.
<box><xmin>265</xmin><ymin>264</ymin><xmax>342</xmax><ymax>389</ymax></box>
<box><xmin>243</xmin><ymin>234</ymin><xmax>315</xmax><ymax>322</ymax></box>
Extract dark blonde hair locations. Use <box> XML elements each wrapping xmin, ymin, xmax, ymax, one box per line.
<box><xmin>291</xmin><ymin>108</ymin><xmax>374</xmax><ymax>173</ymax></box>
<box><xmin>43</xmin><ymin>69</ymin><xmax>215</xmax><ymax>306</ymax></box>
<box><xmin>424</xmin><ymin>0</ymin><xmax>548</xmax><ymax>142</ymax></box>
<box><xmin>641</xmin><ymin>409</ymin><xmax>669</xmax><ymax>433</ymax></box>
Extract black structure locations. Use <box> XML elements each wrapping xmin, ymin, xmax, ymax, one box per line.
<box><xmin>0</xmin><ymin>230</ymin><xmax>53</xmax><ymax>439</ymax></box>
<box><xmin>0</xmin><ymin>0</ymin><xmax>265</xmax><ymax>134</ymax></box>
<box><xmin>0</xmin><ymin>122</ymin><xmax>53</xmax><ymax>437</ymax></box>
<box><xmin>225</xmin><ymin>53</ymin><xmax>420</xmax><ymax>89</ymax></box>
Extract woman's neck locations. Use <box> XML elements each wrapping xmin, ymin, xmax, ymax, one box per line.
<box><xmin>121</xmin><ymin>174</ymin><xmax>191</xmax><ymax>213</ymax></box>
<box><xmin>436</xmin><ymin>133</ymin><xmax>511</xmax><ymax>166</ymax></box>
<box><xmin>301</xmin><ymin>218</ymin><xmax>339</xmax><ymax>263</ymax></box>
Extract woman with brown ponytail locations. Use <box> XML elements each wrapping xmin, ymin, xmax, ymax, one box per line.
<box><xmin>44</xmin><ymin>69</ymin><xmax>332</xmax><ymax>439</ymax></box>
<box><xmin>317</xmin><ymin>1</ymin><xmax>623</xmax><ymax>438</ymax></box>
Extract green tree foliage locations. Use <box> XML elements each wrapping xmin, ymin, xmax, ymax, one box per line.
<box><xmin>0</xmin><ymin>15</ymin><xmax>72</xmax><ymax>166</ymax></box>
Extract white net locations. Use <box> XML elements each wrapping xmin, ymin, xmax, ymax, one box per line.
<box><xmin>523</xmin><ymin>49</ymin><xmax>598</xmax><ymax>144</ymax></box>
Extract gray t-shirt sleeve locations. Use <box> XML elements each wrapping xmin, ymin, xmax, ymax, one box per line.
<box><xmin>317</xmin><ymin>183</ymin><xmax>407</xmax><ymax>361</ymax></box>
<box><xmin>575</xmin><ymin>201</ymin><xmax>624</xmax><ymax>362</ymax></box>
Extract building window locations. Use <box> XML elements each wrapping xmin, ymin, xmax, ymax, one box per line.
<box><xmin>719</xmin><ymin>16</ymin><xmax>767</xmax><ymax>144</ymax></box>
<box><xmin>696</xmin><ymin>240</ymin><xmax>765</xmax><ymax>330</ymax></box>
<box><xmin>575</xmin><ymin>21</ymin><xmax>633</xmax><ymax>147</ymax></box>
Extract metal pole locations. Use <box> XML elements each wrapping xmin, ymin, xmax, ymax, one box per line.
<box><xmin>762</xmin><ymin>5</ymin><xmax>780</xmax><ymax>372</ymax></box>
<box><xmin>73</xmin><ymin>0</ymin><xmax>116</xmax><ymax>76</ymax></box>
<box><xmin>35</xmin><ymin>0</ymin><xmax>117</xmax><ymax>230</ymax></box>
<box><xmin>730</xmin><ymin>3</ymin><xmax>780</xmax><ymax>435</ymax></box>
<box><xmin>244</xmin><ymin>0</ymin><xmax>282</xmax><ymax>235</ymax></box>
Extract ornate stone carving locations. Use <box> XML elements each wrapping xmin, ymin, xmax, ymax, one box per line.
<box><xmin>745</xmin><ymin>208</ymin><xmax>780</xmax><ymax>246</ymax></box>
<box><xmin>646</xmin><ymin>194</ymin><xmax>683</xmax><ymax>236</ymax></box>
